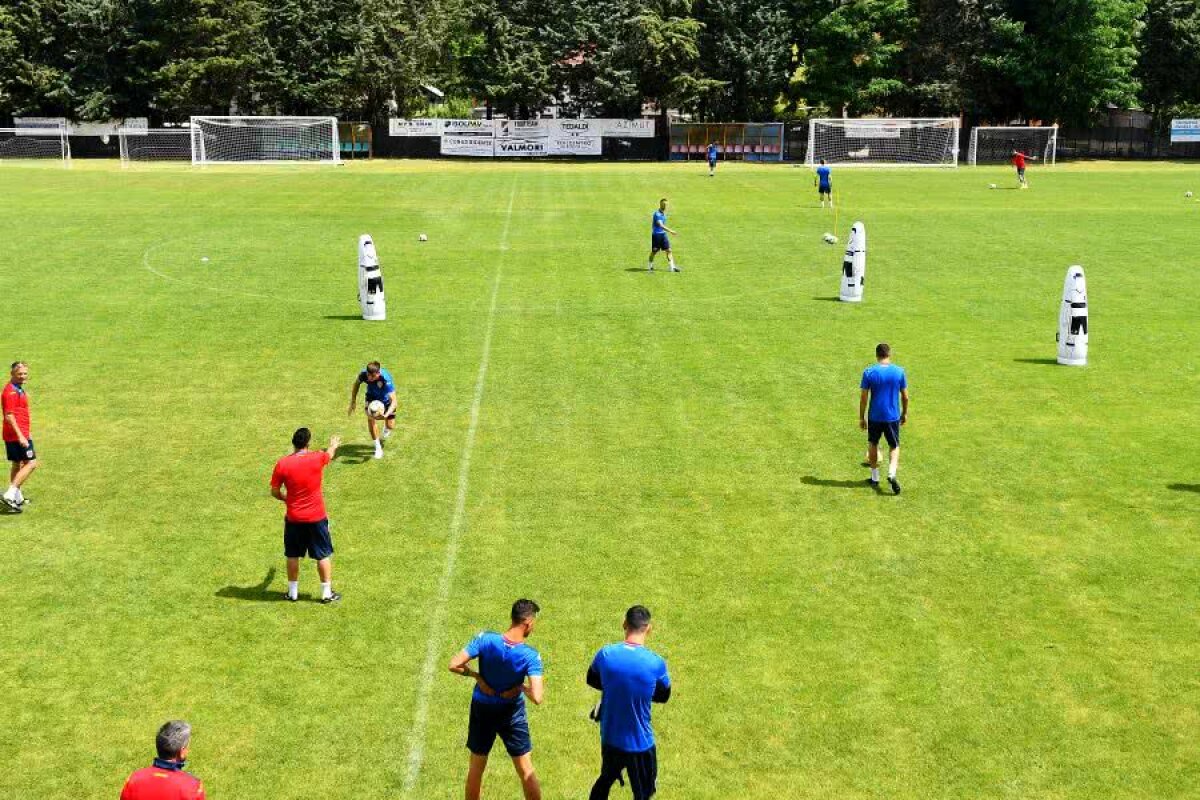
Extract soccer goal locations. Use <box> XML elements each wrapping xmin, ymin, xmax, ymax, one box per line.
<box><xmin>119</xmin><ymin>128</ymin><xmax>193</xmax><ymax>165</ymax></box>
<box><xmin>968</xmin><ymin>125</ymin><xmax>1058</xmax><ymax>166</ymax></box>
<box><xmin>0</xmin><ymin>127</ymin><xmax>71</xmax><ymax>164</ymax></box>
<box><xmin>805</xmin><ymin>118</ymin><xmax>960</xmax><ymax>167</ymax></box>
<box><xmin>189</xmin><ymin>116</ymin><xmax>341</xmax><ymax>165</ymax></box>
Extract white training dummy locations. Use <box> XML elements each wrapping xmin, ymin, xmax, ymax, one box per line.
<box><xmin>839</xmin><ymin>221</ymin><xmax>866</xmax><ymax>302</ymax></box>
<box><xmin>358</xmin><ymin>234</ymin><xmax>386</xmax><ymax>321</ymax></box>
<box><xmin>1057</xmin><ymin>265</ymin><xmax>1087</xmax><ymax>365</ymax></box>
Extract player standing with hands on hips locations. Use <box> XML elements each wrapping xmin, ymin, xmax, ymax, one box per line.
<box><xmin>860</xmin><ymin>343</ymin><xmax>909</xmax><ymax>494</ymax></box>
<box><xmin>648</xmin><ymin>198</ymin><xmax>680</xmax><ymax>273</ymax></box>
<box><xmin>587</xmin><ymin>605</ymin><xmax>672</xmax><ymax>800</ymax></box>
<box><xmin>2</xmin><ymin>361</ymin><xmax>38</xmax><ymax>512</ymax></box>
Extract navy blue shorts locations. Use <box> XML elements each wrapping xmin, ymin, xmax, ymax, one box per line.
<box><xmin>707</xmin><ymin>158</ymin><xmax>716</xmax><ymax>167</ymax></box>
<box><xmin>819</xmin><ymin>184</ymin><xmax>832</xmax><ymax>195</ymax></box>
<box><xmin>593</xmin><ymin>744</ymin><xmax>658</xmax><ymax>800</ymax></box>
<box><xmin>651</xmin><ymin>233</ymin><xmax>670</xmax><ymax>252</ymax></box>
<box><xmin>283</xmin><ymin>518</ymin><xmax>333</xmax><ymax>560</ymax></box>
<box><xmin>5</xmin><ymin>439</ymin><xmax>35</xmax><ymax>462</ymax></box>
<box><xmin>467</xmin><ymin>699</ymin><xmax>531</xmax><ymax>758</ymax></box>
<box><xmin>867</xmin><ymin>421</ymin><xmax>900</xmax><ymax>448</ymax></box>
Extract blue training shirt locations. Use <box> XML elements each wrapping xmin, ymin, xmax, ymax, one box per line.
<box><xmin>358</xmin><ymin>367</ymin><xmax>396</xmax><ymax>402</ymax></box>
<box><xmin>464</xmin><ymin>631</ymin><xmax>543</xmax><ymax>706</ymax></box>
<box><xmin>652</xmin><ymin>209</ymin><xmax>668</xmax><ymax>235</ymax></box>
<box><xmin>591</xmin><ymin>641</ymin><xmax>671</xmax><ymax>753</ymax></box>
<box><xmin>861</xmin><ymin>363</ymin><xmax>907</xmax><ymax>422</ymax></box>
<box><xmin>707</xmin><ymin>144</ymin><xmax>717</xmax><ymax>162</ymax></box>
<box><xmin>817</xmin><ymin>165</ymin><xmax>832</xmax><ymax>188</ymax></box>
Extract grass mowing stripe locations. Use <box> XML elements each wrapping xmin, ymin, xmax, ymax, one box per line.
<box><xmin>403</xmin><ymin>177</ymin><xmax>518</xmax><ymax>792</ymax></box>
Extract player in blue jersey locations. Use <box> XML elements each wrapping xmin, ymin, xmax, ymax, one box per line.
<box><xmin>815</xmin><ymin>158</ymin><xmax>833</xmax><ymax>208</ymax></box>
<box><xmin>449</xmin><ymin>599</ymin><xmax>545</xmax><ymax>800</ymax></box>
<box><xmin>706</xmin><ymin>141</ymin><xmax>718</xmax><ymax>176</ymax></box>
<box><xmin>648</xmin><ymin>198</ymin><xmax>680</xmax><ymax>273</ymax></box>
<box><xmin>347</xmin><ymin>361</ymin><xmax>397</xmax><ymax>459</ymax></box>
<box><xmin>859</xmin><ymin>342</ymin><xmax>909</xmax><ymax>494</ymax></box>
<box><xmin>587</xmin><ymin>605</ymin><xmax>671</xmax><ymax>800</ymax></box>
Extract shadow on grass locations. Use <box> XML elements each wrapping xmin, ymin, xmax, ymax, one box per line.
<box><xmin>1167</xmin><ymin>483</ymin><xmax>1200</xmax><ymax>493</ymax></box>
<box><xmin>812</xmin><ymin>296</ymin><xmax>842</xmax><ymax>302</ymax></box>
<box><xmin>1013</xmin><ymin>358</ymin><xmax>1059</xmax><ymax>366</ymax></box>
<box><xmin>624</xmin><ymin>267</ymin><xmax>652</xmax><ymax>273</ymax></box>
<box><xmin>801</xmin><ymin>475</ymin><xmax>877</xmax><ymax>490</ymax></box>
<box><xmin>337</xmin><ymin>443</ymin><xmax>378</xmax><ymax>465</ymax></box>
<box><xmin>323</xmin><ymin>314</ymin><xmax>365</xmax><ymax>321</ymax></box>
<box><xmin>216</xmin><ymin>567</ymin><xmax>290</xmax><ymax>603</ymax></box>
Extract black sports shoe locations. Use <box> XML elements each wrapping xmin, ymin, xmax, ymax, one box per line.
<box><xmin>867</xmin><ymin>477</ymin><xmax>879</xmax><ymax>488</ymax></box>
<box><xmin>287</xmin><ymin>594</ymin><xmax>299</xmax><ymax>602</ymax></box>
<box><xmin>888</xmin><ymin>476</ymin><xmax>901</xmax><ymax>495</ymax></box>
<box><xmin>321</xmin><ymin>591</ymin><xmax>342</xmax><ymax>605</ymax></box>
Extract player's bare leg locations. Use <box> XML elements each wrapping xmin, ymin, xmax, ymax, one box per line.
<box><xmin>887</xmin><ymin>446</ymin><xmax>902</xmax><ymax>494</ymax></box>
<box><xmin>666</xmin><ymin>248</ymin><xmax>679</xmax><ymax>272</ymax></box>
<box><xmin>286</xmin><ymin>557</ymin><xmax>301</xmax><ymax>600</ymax></box>
<box><xmin>383</xmin><ymin>416</ymin><xmax>396</xmax><ymax>439</ymax></box>
<box><xmin>367</xmin><ymin>414</ymin><xmax>383</xmax><ymax>458</ymax></box>
<box><xmin>316</xmin><ymin>557</ymin><xmax>337</xmax><ymax>602</ymax></box>
<box><xmin>511</xmin><ymin>754</ymin><xmax>541</xmax><ymax>800</ymax></box>
<box><xmin>647</xmin><ymin>249</ymin><xmax>657</xmax><ymax>271</ymax></box>
<box><xmin>867</xmin><ymin>443</ymin><xmax>880</xmax><ymax>487</ymax></box>
<box><xmin>465</xmin><ymin>753</ymin><xmax>488</xmax><ymax>800</ymax></box>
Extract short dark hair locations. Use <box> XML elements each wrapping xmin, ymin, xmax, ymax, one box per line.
<box><xmin>366</xmin><ymin>361</ymin><xmax>381</xmax><ymax>374</ymax></box>
<box><xmin>10</xmin><ymin>361</ymin><xmax>26</xmax><ymax>371</ymax></box>
<box><xmin>624</xmin><ymin>605</ymin><xmax>652</xmax><ymax>632</ymax></box>
<box><xmin>155</xmin><ymin>720</ymin><xmax>191</xmax><ymax>760</ymax></box>
<box><xmin>659</xmin><ymin>197</ymin><xmax>667</xmax><ymax>204</ymax></box>
<box><xmin>819</xmin><ymin>158</ymin><xmax>826</xmax><ymax>165</ymax></box>
<box><xmin>292</xmin><ymin>427</ymin><xmax>312</xmax><ymax>449</ymax></box>
<box><xmin>511</xmin><ymin>598</ymin><xmax>540</xmax><ymax>624</ymax></box>
<box><xmin>876</xmin><ymin>343</ymin><xmax>891</xmax><ymax>359</ymax></box>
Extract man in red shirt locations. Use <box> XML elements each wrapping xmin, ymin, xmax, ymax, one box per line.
<box><xmin>2</xmin><ymin>361</ymin><xmax>38</xmax><ymax>512</ymax></box>
<box><xmin>271</xmin><ymin>427</ymin><xmax>341</xmax><ymax>603</ymax></box>
<box><xmin>1011</xmin><ymin>148</ymin><xmax>1036</xmax><ymax>189</ymax></box>
<box><xmin>120</xmin><ymin>720</ymin><xmax>206</xmax><ymax>800</ymax></box>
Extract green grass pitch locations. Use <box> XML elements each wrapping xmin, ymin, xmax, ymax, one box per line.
<box><xmin>1</xmin><ymin>159</ymin><xmax>1197</xmax><ymax>799</ymax></box>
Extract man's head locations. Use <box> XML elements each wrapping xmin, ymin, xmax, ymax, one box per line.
<box><xmin>876</xmin><ymin>343</ymin><xmax>891</xmax><ymax>361</ymax></box>
<box><xmin>365</xmin><ymin>361</ymin><xmax>382</xmax><ymax>378</ymax></box>
<box><xmin>292</xmin><ymin>427</ymin><xmax>312</xmax><ymax>450</ymax></box>
<box><xmin>10</xmin><ymin>361</ymin><xmax>28</xmax><ymax>385</ymax></box>
<box><xmin>155</xmin><ymin>720</ymin><xmax>192</xmax><ymax>763</ymax></box>
<box><xmin>511</xmin><ymin>598</ymin><xmax>540</xmax><ymax>636</ymax></box>
<box><xmin>659</xmin><ymin>198</ymin><xmax>668</xmax><ymax>211</ymax></box>
<box><xmin>623</xmin><ymin>605</ymin><xmax>652</xmax><ymax>635</ymax></box>
<box><xmin>819</xmin><ymin>158</ymin><xmax>826</xmax><ymax>166</ymax></box>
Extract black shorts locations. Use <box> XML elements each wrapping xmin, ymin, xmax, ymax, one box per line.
<box><xmin>819</xmin><ymin>185</ymin><xmax>832</xmax><ymax>196</ymax></box>
<box><xmin>867</xmin><ymin>421</ymin><xmax>900</xmax><ymax>448</ymax></box>
<box><xmin>651</xmin><ymin>233</ymin><xmax>670</xmax><ymax>252</ymax></box>
<box><xmin>1016</xmin><ymin>167</ymin><xmax>1026</xmax><ymax>177</ymax></box>
<box><xmin>467</xmin><ymin>699</ymin><xmax>531</xmax><ymax>757</ymax></box>
<box><xmin>597</xmin><ymin>744</ymin><xmax>658</xmax><ymax>800</ymax></box>
<box><xmin>5</xmin><ymin>439</ymin><xmax>35</xmax><ymax>462</ymax></box>
<box><xmin>283</xmin><ymin>518</ymin><xmax>333</xmax><ymax>560</ymax></box>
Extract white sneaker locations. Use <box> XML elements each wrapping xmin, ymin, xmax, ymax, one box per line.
<box><xmin>374</xmin><ymin>446</ymin><xmax>384</xmax><ymax>460</ymax></box>
<box><xmin>670</xmin><ymin>265</ymin><xmax>681</xmax><ymax>272</ymax></box>
<box><xmin>647</xmin><ymin>265</ymin><xmax>654</xmax><ymax>272</ymax></box>
<box><xmin>382</xmin><ymin>427</ymin><xmax>392</xmax><ymax>440</ymax></box>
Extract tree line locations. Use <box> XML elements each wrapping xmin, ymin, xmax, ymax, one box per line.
<box><xmin>1</xmin><ymin>0</ymin><xmax>1198</xmax><ymax>129</ymax></box>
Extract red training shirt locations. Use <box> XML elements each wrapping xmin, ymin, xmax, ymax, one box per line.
<box><xmin>1012</xmin><ymin>151</ymin><xmax>1027</xmax><ymax>169</ymax></box>
<box><xmin>270</xmin><ymin>449</ymin><xmax>332</xmax><ymax>522</ymax></box>
<box><xmin>1</xmin><ymin>382</ymin><xmax>30</xmax><ymax>442</ymax></box>
<box><xmin>120</xmin><ymin>764</ymin><xmax>206</xmax><ymax>800</ymax></box>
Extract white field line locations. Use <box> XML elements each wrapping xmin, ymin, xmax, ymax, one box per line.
<box><xmin>403</xmin><ymin>180</ymin><xmax>517</xmax><ymax>792</ymax></box>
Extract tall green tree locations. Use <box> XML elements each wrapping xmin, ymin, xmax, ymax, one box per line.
<box><xmin>1137</xmin><ymin>0</ymin><xmax>1200</xmax><ymax>114</ymax></box>
<box><xmin>695</xmin><ymin>0</ymin><xmax>792</xmax><ymax>120</ymax></box>
<box><xmin>801</xmin><ymin>0</ymin><xmax>916</xmax><ymax>115</ymax></box>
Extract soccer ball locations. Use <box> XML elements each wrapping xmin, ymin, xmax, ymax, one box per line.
<box><xmin>989</xmin><ymin>183</ymin><xmax>997</xmax><ymax>190</ymax></box>
<box><xmin>200</xmin><ymin>256</ymin><xmax>209</xmax><ymax>263</ymax></box>
<box><xmin>1187</xmin><ymin>191</ymin><xmax>1194</xmax><ymax>199</ymax></box>
<box><xmin>418</xmin><ymin>233</ymin><xmax>428</xmax><ymax>242</ymax></box>
<box><xmin>367</xmin><ymin>400</ymin><xmax>386</xmax><ymax>419</ymax></box>
<box><xmin>822</xmin><ymin>232</ymin><xmax>838</xmax><ymax>244</ymax></box>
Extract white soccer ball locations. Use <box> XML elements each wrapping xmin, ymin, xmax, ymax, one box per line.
<box><xmin>418</xmin><ymin>233</ymin><xmax>428</xmax><ymax>242</ymax></box>
<box><xmin>367</xmin><ymin>400</ymin><xmax>386</xmax><ymax>419</ymax></box>
<box><xmin>989</xmin><ymin>183</ymin><xmax>997</xmax><ymax>190</ymax></box>
<box><xmin>200</xmin><ymin>256</ymin><xmax>209</xmax><ymax>263</ymax></box>
<box><xmin>1186</xmin><ymin>191</ymin><xmax>1194</xmax><ymax>199</ymax></box>
<box><xmin>822</xmin><ymin>232</ymin><xmax>837</xmax><ymax>244</ymax></box>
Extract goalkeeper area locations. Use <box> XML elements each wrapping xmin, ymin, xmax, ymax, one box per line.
<box><xmin>1</xmin><ymin>160</ymin><xmax>1196</xmax><ymax>799</ymax></box>
<box><xmin>969</xmin><ymin>125</ymin><xmax>1059</xmax><ymax>165</ymax></box>
<box><xmin>0</xmin><ymin>127</ymin><xmax>71</xmax><ymax>164</ymax></box>
<box><xmin>806</xmin><ymin>118</ymin><xmax>959</xmax><ymax>167</ymax></box>
<box><xmin>190</xmin><ymin>116</ymin><xmax>341</xmax><ymax>164</ymax></box>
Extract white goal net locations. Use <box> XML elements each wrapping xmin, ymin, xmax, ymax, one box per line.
<box><xmin>189</xmin><ymin>116</ymin><xmax>340</xmax><ymax>165</ymax></box>
<box><xmin>0</xmin><ymin>127</ymin><xmax>71</xmax><ymax>164</ymax></box>
<box><xmin>119</xmin><ymin>128</ymin><xmax>193</xmax><ymax>165</ymax></box>
<box><xmin>806</xmin><ymin>118</ymin><xmax>960</xmax><ymax>167</ymax></box>
<box><xmin>968</xmin><ymin>125</ymin><xmax>1058</xmax><ymax>166</ymax></box>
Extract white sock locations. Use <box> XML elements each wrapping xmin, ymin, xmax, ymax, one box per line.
<box><xmin>648</xmin><ymin>260</ymin><xmax>654</xmax><ymax>269</ymax></box>
<box><xmin>669</xmin><ymin>257</ymin><xmax>676</xmax><ymax>268</ymax></box>
<box><xmin>320</xmin><ymin>581</ymin><xmax>332</xmax><ymax>600</ymax></box>
<box><xmin>374</xmin><ymin>438</ymin><xmax>382</xmax><ymax>449</ymax></box>
<box><xmin>870</xmin><ymin>468</ymin><xmax>880</xmax><ymax>482</ymax></box>
<box><xmin>888</xmin><ymin>468</ymin><xmax>897</xmax><ymax>480</ymax></box>
<box><xmin>15</xmin><ymin>488</ymin><xmax>23</xmax><ymax>502</ymax></box>
<box><xmin>287</xmin><ymin>581</ymin><xmax>299</xmax><ymax>599</ymax></box>
<box><xmin>2</xmin><ymin>486</ymin><xmax>15</xmax><ymax>501</ymax></box>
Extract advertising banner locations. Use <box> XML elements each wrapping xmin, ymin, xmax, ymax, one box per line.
<box><xmin>1170</xmin><ymin>119</ymin><xmax>1200</xmax><ymax>143</ymax></box>
<box><xmin>549</xmin><ymin>119</ymin><xmax>602</xmax><ymax>155</ymax></box>
<box><xmin>599</xmin><ymin>119</ymin><xmax>656</xmax><ymax>138</ymax></box>
<box><xmin>843</xmin><ymin>120</ymin><xmax>907</xmax><ymax>139</ymax></box>
<box><xmin>389</xmin><ymin>118</ymin><xmax>440</xmax><ymax>137</ymax></box>
<box><xmin>439</xmin><ymin>118</ymin><xmax>495</xmax><ymax>156</ymax></box>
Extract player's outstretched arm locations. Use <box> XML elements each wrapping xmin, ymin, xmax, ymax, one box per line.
<box><xmin>326</xmin><ymin>435</ymin><xmax>341</xmax><ymax>458</ymax></box>
<box><xmin>347</xmin><ymin>378</ymin><xmax>361</xmax><ymax>415</ymax></box>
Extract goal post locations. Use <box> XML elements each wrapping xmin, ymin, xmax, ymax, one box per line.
<box><xmin>119</xmin><ymin>128</ymin><xmax>193</xmax><ymax>165</ymax></box>
<box><xmin>805</xmin><ymin>118</ymin><xmax>960</xmax><ymax>167</ymax></box>
<box><xmin>0</xmin><ymin>127</ymin><xmax>71</xmax><ymax>165</ymax></box>
<box><xmin>968</xmin><ymin>125</ymin><xmax>1058</xmax><ymax>166</ymax></box>
<box><xmin>189</xmin><ymin>116</ymin><xmax>341</xmax><ymax>165</ymax></box>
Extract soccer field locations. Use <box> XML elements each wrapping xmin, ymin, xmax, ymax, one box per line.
<box><xmin>1</xmin><ymin>159</ymin><xmax>1197</xmax><ymax>799</ymax></box>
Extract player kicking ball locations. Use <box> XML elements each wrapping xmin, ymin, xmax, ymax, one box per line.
<box><xmin>1012</xmin><ymin>148</ymin><xmax>1036</xmax><ymax>189</ymax></box>
<box><xmin>648</xmin><ymin>198</ymin><xmax>680</xmax><ymax>273</ymax></box>
<box><xmin>348</xmin><ymin>361</ymin><xmax>397</xmax><ymax>459</ymax></box>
